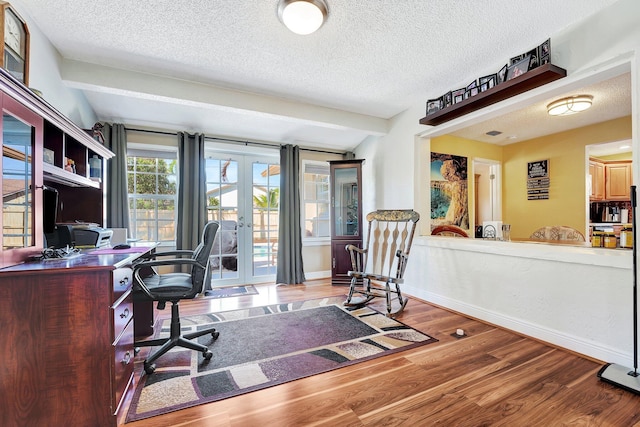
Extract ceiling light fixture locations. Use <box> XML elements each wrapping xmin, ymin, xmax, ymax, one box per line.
<box><xmin>547</xmin><ymin>95</ymin><xmax>593</xmax><ymax>116</ymax></box>
<box><xmin>277</xmin><ymin>0</ymin><xmax>328</xmax><ymax>35</ymax></box>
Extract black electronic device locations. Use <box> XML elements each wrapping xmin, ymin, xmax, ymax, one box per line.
<box><xmin>113</xmin><ymin>244</ymin><xmax>131</xmax><ymax>250</ymax></box>
<box><xmin>42</xmin><ymin>185</ymin><xmax>58</xmax><ymax>234</ymax></box>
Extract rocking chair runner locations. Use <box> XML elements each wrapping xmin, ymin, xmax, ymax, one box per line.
<box><xmin>344</xmin><ymin>209</ymin><xmax>420</xmax><ymax>317</ymax></box>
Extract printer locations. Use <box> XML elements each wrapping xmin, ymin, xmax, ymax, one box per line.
<box><xmin>45</xmin><ymin>223</ymin><xmax>113</xmax><ymax>248</ymax></box>
<box><xmin>73</xmin><ymin>226</ymin><xmax>113</xmax><ymax>248</ymax></box>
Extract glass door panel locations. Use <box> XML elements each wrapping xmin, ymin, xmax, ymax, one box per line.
<box><xmin>205</xmin><ymin>152</ymin><xmax>279</xmax><ymax>285</ymax></box>
<box><xmin>206</xmin><ymin>157</ymin><xmax>240</xmax><ymax>283</ymax></box>
<box><xmin>2</xmin><ymin>114</ymin><xmax>33</xmax><ymax>249</ymax></box>
<box><xmin>332</xmin><ymin>166</ymin><xmax>359</xmax><ymax>236</ymax></box>
<box><xmin>251</xmin><ymin>161</ymin><xmax>279</xmax><ymax>277</ymax></box>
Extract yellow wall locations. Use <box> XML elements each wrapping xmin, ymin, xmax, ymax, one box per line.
<box><xmin>430</xmin><ymin>116</ymin><xmax>631</xmax><ymax>239</ymax></box>
<box><xmin>431</xmin><ymin>135</ymin><xmax>503</xmax><ymax>230</ymax></box>
<box><xmin>503</xmin><ymin>116</ymin><xmax>631</xmax><ymax>238</ymax></box>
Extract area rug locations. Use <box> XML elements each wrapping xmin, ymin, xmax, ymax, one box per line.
<box><xmin>126</xmin><ymin>296</ymin><xmax>437</xmax><ymax>422</ymax></box>
<box><xmin>201</xmin><ymin>285</ymin><xmax>259</xmax><ymax>299</ymax></box>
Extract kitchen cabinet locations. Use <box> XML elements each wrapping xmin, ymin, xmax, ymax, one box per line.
<box><xmin>605</xmin><ymin>161</ymin><xmax>632</xmax><ymax>200</ymax></box>
<box><xmin>589</xmin><ymin>160</ymin><xmax>605</xmax><ymax>200</ymax></box>
<box><xmin>328</xmin><ymin>159</ymin><xmax>363</xmax><ymax>285</ymax></box>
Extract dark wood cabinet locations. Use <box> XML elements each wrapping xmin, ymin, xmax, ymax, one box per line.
<box><xmin>0</xmin><ymin>251</ymin><xmax>150</xmax><ymax>426</ymax></box>
<box><xmin>329</xmin><ymin>159</ymin><xmax>363</xmax><ymax>285</ymax></box>
<box><xmin>0</xmin><ymin>68</ymin><xmax>113</xmax><ymax>268</ymax></box>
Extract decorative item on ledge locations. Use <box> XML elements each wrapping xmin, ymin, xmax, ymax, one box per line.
<box><xmin>420</xmin><ymin>63</ymin><xmax>566</xmax><ymax>127</ymax></box>
<box><xmin>421</xmin><ymin>38</ymin><xmax>562</xmax><ymax>127</ymax></box>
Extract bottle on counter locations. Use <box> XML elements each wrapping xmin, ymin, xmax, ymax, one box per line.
<box><xmin>620</xmin><ymin>224</ymin><xmax>633</xmax><ymax>249</ymax></box>
<box><xmin>603</xmin><ymin>231</ymin><xmax>617</xmax><ymax>249</ymax></box>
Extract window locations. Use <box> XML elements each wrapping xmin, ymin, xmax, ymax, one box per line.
<box><xmin>302</xmin><ymin>161</ymin><xmax>330</xmax><ymax>239</ymax></box>
<box><xmin>127</xmin><ymin>149</ymin><xmax>177</xmax><ymax>245</ymax></box>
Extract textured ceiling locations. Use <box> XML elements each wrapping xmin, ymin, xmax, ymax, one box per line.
<box><xmin>13</xmin><ymin>0</ymin><xmax>623</xmax><ymax>151</ymax></box>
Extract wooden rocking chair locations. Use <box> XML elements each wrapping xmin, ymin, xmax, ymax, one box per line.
<box><xmin>344</xmin><ymin>209</ymin><xmax>420</xmax><ymax>317</ymax></box>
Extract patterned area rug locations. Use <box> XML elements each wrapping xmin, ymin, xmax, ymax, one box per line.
<box><xmin>126</xmin><ymin>296</ymin><xmax>438</xmax><ymax>423</ymax></box>
<box><xmin>201</xmin><ymin>285</ymin><xmax>259</xmax><ymax>299</ymax></box>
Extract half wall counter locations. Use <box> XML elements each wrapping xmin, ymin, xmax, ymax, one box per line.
<box><xmin>402</xmin><ymin>235</ymin><xmax>633</xmax><ymax>368</ymax></box>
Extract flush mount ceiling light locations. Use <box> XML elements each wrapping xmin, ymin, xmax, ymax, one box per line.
<box><xmin>277</xmin><ymin>0</ymin><xmax>328</xmax><ymax>35</ymax></box>
<box><xmin>547</xmin><ymin>95</ymin><xmax>593</xmax><ymax>116</ymax></box>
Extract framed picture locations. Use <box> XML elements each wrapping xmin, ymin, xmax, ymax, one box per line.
<box><xmin>479</xmin><ymin>73</ymin><xmax>497</xmax><ymax>91</ymax></box>
<box><xmin>452</xmin><ymin>88</ymin><xmax>465</xmax><ymax>104</ymax></box>
<box><xmin>466</xmin><ymin>80</ymin><xmax>477</xmax><ymax>90</ymax></box>
<box><xmin>506</xmin><ymin>56</ymin><xmax>531</xmax><ymax>81</ymax></box>
<box><xmin>526</xmin><ymin>48</ymin><xmax>539</xmax><ymax>71</ymax></box>
<box><xmin>443</xmin><ymin>91</ymin><xmax>452</xmax><ymax>108</ymax></box>
<box><xmin>510</xmin><ymin>54</ymin><xmax>524</xmax><ymax>65</ymax></box>
<box><xmin>497</xmin><ymin>64</ymin><xmax>508</xmax><ymax>84</ymax></box>
<box><xmin>539</xmin><ymin>38</ymin><xmax>551</xmax><ymax>65</ymax></box>
<box><xmin>464</xmin><ymin>87</ymin><xmax>479</xmax><ymax>99</ymax></box>
<box><xmin>426</xmin><ymin>97</ymin><xmax>442</xmax><ymax>115</ymax></box>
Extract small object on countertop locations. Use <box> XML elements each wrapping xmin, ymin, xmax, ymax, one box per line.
<box><xmin>113</xmin><ymin>244</ymin><xmax>131</xmax><ymax>250</ymax></box>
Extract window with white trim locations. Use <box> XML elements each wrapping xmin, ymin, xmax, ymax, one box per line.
<box><xmin>302</xmin><ymin>161</ymin><xmax>330</xmax><ymax>239</ymax></box>
<box><xmin>127</xmin><ymin>149</ymin><xmax>177</xmax><ymax>245</ymax></box>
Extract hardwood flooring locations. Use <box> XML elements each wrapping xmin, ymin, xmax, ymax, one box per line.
<box><xmin>120</xmin><ymin>280</ymin><xmax>640</xmax><ymax>426</ymax></box>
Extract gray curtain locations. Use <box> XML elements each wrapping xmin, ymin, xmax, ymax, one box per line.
<box><xmin>176</xmin><ymin>132</ymin><xmax>206</xmax><ymax>251</ymax></box>
<box><xmin>102</xmin><ymin>123</ymin><xmax>130</xmax><ymax>231</ymax></box>
<box><xmin>276</xmin><ymin>144</ymin><xmax>306</xmax><ymax>284</ymax></box>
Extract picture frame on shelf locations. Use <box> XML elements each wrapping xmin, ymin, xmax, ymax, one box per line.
<box><xmin>443</xmin><ymin>91</ymin><xmax>452</xmax><ymax>108</ymax></box>
<box><xmin>510</xmin><ymin>54</ymin><xmax>524</xmax><ymax>65</ymax></box>
<box><xmin>497</xmin><ymin>64</ymin><xmax>508</xmax><ymax>84</ymax></box>
<box><xmin>506</xmin><ymin>56</ymin><xmax>531</xmax><ymax>81</ymax></box>
<box><xmin>526</xmin><ymin>48</ymin><xmax>539</xmax><ymax>70</ymax></box>
<box><xmin>539</xmin><ymin>38</ymin><xmax>551</xmax><ymax>65</ymax></box>
<box><xmin>464</xmin><ymin>80</ymin><xmax>478</xmax><ymax>99</ymax></box>
<box><xmin>426</xmin><ymin>97</ymin><xmax>443</xmax><ymax>115</ymax></box>
<box><xmin>452</xmin><ymin>88</ymin><xmax>465</xmax><ymax>104</ymax></box>
<box><xmin>479</xmin><ymin>73</ymin><xmax>497</xmax><ymax>92</ymax></box>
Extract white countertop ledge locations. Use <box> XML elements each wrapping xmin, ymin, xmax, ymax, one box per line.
<box><xmin>415</xmin><ymin>236</ymin><xmax>632</xmax><ymax>269</ymax></box>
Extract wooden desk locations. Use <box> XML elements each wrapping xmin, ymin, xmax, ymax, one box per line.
<box><xmin>0</xmin><ymin>246</ymin><xmax>155</xmax><ymax>427</ymax></box>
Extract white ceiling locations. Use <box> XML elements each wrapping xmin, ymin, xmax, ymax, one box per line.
<box><xmin>14</xmin><ymin>0</ymin><xmax>625</xmax><ymax>152</ymax></box>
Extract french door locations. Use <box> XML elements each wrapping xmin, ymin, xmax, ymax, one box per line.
<box><xmin>205</xmin><ymin>151</ymin><xmax>280</xmax><ymax>286</ymax></box>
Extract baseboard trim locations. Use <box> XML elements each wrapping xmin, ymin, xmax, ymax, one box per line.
<box><xmin>403</xmin><ymin>284</ymin><xmax>631</xmax><ymax>367</ymax></box>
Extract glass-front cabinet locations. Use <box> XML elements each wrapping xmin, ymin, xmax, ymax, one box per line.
<box><xmin>0</xmin><ymin>68</ymin><xmax>114</xmax><ymax>268</ymax></box>
<box><xmin>1</xmin><ymin>91</ymin><xmax>43</xmax><ymax>266</ymax></box>
<box><xmin>329</xmin><ymin>159</ymin><xmax>363</xmax><ymax>285</ymax></box>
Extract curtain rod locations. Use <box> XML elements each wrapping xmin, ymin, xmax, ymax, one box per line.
<box><xmin>124</xmin><ymin>127</ymin><xmax>348</xmax><ymax>156</ymax></box>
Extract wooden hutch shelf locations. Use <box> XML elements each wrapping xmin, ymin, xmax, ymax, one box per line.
<box><xmin>420</xmin><ymin>63</ymin><xmax>567</xmax><ymax>127</ymax></box>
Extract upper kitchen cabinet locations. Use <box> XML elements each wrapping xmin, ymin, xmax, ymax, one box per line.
<box><xmin>590</xmin><ymin>158</ymin><xmax>632</xmax><ymax>201</ymax></box>
<box><xmin>589</xmin><ymin>160</ymin><xmax>605</xmax><ymax>200</ymax></box>
<box><xmin>605</xmin><ymin>161</ymin><xmax>632</xmax><ymax>200</ymax></box>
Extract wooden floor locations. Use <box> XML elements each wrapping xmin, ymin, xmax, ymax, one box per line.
<box><xmin>120</xmin><ymin>280</ymin><xmax>640</xmax><ymax>426</ymax></box>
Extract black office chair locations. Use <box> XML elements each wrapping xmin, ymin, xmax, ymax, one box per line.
<box><xmin>133</xmin><ymin>221</ymin><xmax>220</xmax><ymax>375</ymax></box>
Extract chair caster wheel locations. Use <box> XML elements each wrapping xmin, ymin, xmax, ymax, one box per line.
<box><xmin>211</xmin><ymin>330</ymin><xmax>220</xmax><ymax>340</ymax></box>
<box><xmin>203</xmin><ymin>350</ymin><xmax>213</xmax><ymax>360</ymax></box>
<box><xmin>143</xmin><ymin>362</ymin><xmax>156</xmax><ymax>375</ymax></box>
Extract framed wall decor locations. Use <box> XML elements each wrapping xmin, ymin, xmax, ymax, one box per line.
<box><xmin>479</xmin><ymin>73</ymin><xmax>497</xmax><ymax>91</ymax></box>
<box><xmin>443</xmin><ymin>91</ymin><xmax>452</xmax><ymax>108</ymax></box>
<box><xmin>526</xmin><ymin>48</ymin><xmax>539</xmax><ymax>70</ymax></box>
<box><xmin>452</xmin><ymin>88</ymin><xmax>465</xmax><ymax>104</ymax></box>
<box><xmin>506</xmin><ymin>56</ymin><xmax>531</xmax><ymax>81</ymax></box>
<box><xmin>539</xmin><ymin>38</ymin><xmax>551</xmax><ymax>65</ymax></box>
<box><xmin>497</xmin><ymin>64</ymin><xmax>508</xmax><ymax>84</ymax></box>
<box><xmin>426</xmin><ymin>97</ymin><xmax>442</xmax><ymax>115</ymax></box>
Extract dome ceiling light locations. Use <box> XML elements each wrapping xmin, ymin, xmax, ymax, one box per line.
<box><xmin>277</xmin><ymin>0</ymin><xmax>328</xmax><ymax>35</ymax></box>
<box><xmin>547</xmin><ymin>95</ymin><xmax>593</xmax><ymax>116</ymax></box>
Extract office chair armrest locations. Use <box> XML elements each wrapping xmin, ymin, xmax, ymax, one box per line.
<box><xmin>133</xmin><ymin>257</ymin><xmax>207</xmax><ymax>299</ymax></box>
<box><xmin>150</xmin><ymin>249</ymin><xmax>195</xmax><ymax>258</ymax></box>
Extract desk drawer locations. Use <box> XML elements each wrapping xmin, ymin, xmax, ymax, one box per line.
<box><xmin>113</xmin><ymin>267</ymin><xmax>133</xmax><ymax>300</ymax></box>
<box><xmin>113</xmin><ymin>320</ymin><xmax>134</xmax><ymax>415</ymax></box>
<box><xmin>112</xmin><ymin>294</ymin><xmax>133</xmax><ymax>341</ymax></box>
